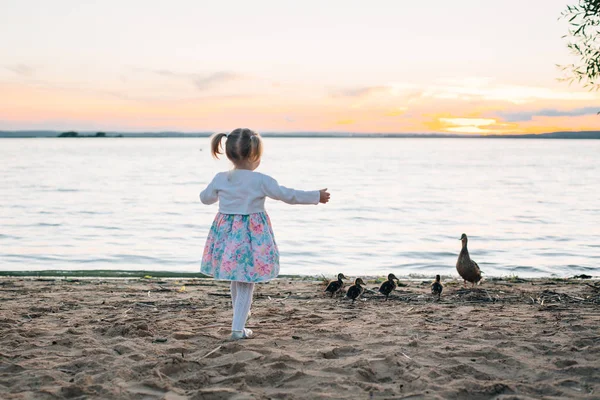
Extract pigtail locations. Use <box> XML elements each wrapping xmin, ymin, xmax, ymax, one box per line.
<box><xmin>210</xmin><ymin>132</ymin><xmax>228</xmax><ymax>159</ymax></box>
<box><xmin>249</xmin><ymin>133</ymin><xmax>263</xmax><ymax>161</ymax></box>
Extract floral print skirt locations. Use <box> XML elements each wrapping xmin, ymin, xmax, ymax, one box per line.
<box><xmin>201</xmin><ymin>212</ymin><xmax>280</xmax><ymax>282</ymax></box>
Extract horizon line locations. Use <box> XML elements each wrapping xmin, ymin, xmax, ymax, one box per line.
<box><xmin>2</xmin><ymin>129</ymin><xmax>600</xmax><ymax>138</ymax></box>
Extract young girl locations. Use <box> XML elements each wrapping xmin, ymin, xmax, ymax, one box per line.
<box><xmin>200</xmin><ymin>128</ymin><xmax>330</xmax><ymax>340</ymax></box>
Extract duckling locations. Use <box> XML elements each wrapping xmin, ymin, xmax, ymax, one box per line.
<box><xmin>346</xmin><ymin>278</ymin><xmax>365</xmax><ymax>303</ymax></box>
<box><xmin>324</xmin><ymin>273</ymin><xmax>349</xmax><ymax>297</ymax></box>
<box><xmin>378</xmin><ymin>273</ymin><xmax>399</xmax><ymax>300</ymax></box>
<box><xmin>431</xmin><ymin>274</ymin><xmax>443</xmax><ymax>299</ymax></box>
<box><xmin>456</xmin><ymin>233</ymin><xmax>482</xmax><ymax>287</ymax></box>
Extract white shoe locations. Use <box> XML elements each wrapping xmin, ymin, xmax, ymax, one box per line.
<box><xmin>230</xmin><ymin>328</ymin><xmax>253</xmax><ymax>341</ymax></box>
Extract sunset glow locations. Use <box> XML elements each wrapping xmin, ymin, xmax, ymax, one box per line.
<box><xmin>1</xmin><ymin>0</ymin><xmax>599</xmax><ymax>134</ymax></box>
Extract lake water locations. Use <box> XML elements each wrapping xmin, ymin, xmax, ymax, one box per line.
<box><xmin>1</xmin><ymin>138</ymin><xmax>599</xmax><ymax>278</ymax></box>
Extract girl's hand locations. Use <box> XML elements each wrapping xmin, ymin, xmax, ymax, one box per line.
<box><xmin>319</xmin><ymin>188</ymin><xmax>330</xmax><ymax>204</ymax></box>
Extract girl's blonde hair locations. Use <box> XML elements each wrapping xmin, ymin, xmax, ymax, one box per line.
<box><xmin>211</xmin><ymin>128</ymin><xmax>263</xmax><ymax>163</ymax></box>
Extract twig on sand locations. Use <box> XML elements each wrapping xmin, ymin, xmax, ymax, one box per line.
<box><xmin>484</xmin><ymin>290</ymin><xmax>493</xmax><ymax>302</ymax></box>
<box><xmin>154</xmin><ymin>368</ymin><xmax>165</xmax><ymax>383</ymax></box>
<box><xmin>208</xmin><ymin>292</ymin><xmax>231</xmax><ymax>297</ymax></box>
<box><xmin>200</xmin><ymin>345</ymin><xmax>222</xmax><ymax>360</ymax></box>
<box><xmin>121</xmin><ymin>307</ymin><xmax>132</xmax><ymax>316</ymax></box>
<box><xmin>585</xmin><ymin>283</ymin><xmax>600</xmax><ymax>292</ymax></box>
<box><xmin>135</xmin><ymin>302</ymin><xmax>156</xmax><ymax>308</ymax></box>
<box><xmin>154</xmin><ymin>367</ymin><xmax>176</xmax><ymax>383</ymax></box>
<box><xmin>400</xmin><ymin>352</ymin><xmax>412</xmax><ymax>360</ymax></box>
<box><xmin>276</xmin><ymin>294</ymin><xmax>292</xmax><ymax>302</ymax></box>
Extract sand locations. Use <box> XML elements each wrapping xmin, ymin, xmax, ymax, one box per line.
<box><xmin>1</xmin><ymin>276</ymin><xmax>599</xmax><ymax>399</ymax></box>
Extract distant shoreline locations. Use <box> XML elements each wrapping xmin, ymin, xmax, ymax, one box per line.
<box><xmin>1</xmin><ymin>130</ymin><xmax>600</xmax><ymax>139</ymax></box>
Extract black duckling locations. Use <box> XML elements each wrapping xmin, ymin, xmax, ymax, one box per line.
<box><xmin>378</xmin><ymin>273</ymin><xmax>399</xmax><ymax>300</ymax></box>
<box><xmin>346</xmin><ymin>278</ymin><xmax>365</xmax><ymax>303</ymax></box>
<box><xmin>456</xmin><ymin>233</ymin><xmax>482</xmax><ymax>287</ymax></box>
<box><xmin>431</xmin><ymin>274</ymin><xmax>443</xmax><ymax>299</ymax></box>
<box><xmin>324</xmin><ymin>273</ymin><xmax>349</xmax><ymax>297</ymax></box>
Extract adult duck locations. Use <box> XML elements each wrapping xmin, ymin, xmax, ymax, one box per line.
<box><xmin>325</xmin><ymin>273</ymin><xmax>349</xmax><ymax>297</ymax></box>
<box><xmin>378</xmin><ymin>273</ymin><xmax>399</xmax><ymax>300</ymax></box>
<box><xmin>346</xmin><ymin>278</ymin><xmax>365</xmax><ymax>303</ymax></box>
<box><xmin>456</xmin><ymin>233</ymin><xmax>482</xmax><ymax>287</ymax></box>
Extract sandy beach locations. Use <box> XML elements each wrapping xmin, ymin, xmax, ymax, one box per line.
<box><xmin>1</xmin><ymin>276</ymin><xmax>599</xmax><ymax>399</ymax></box>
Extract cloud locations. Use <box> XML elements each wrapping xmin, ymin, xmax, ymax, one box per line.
<box><xmin>331</xmin><ymin>86</ymin><xmax>390</xmax><ymax>98</ymax></box>
<box><xmin>438</xmin><ymin>117</ymin><xmax>497</xmax><ymax>133</ymax></box>
<box><xmin>497</xmin><ymin>107</ymin><xmax>599</xmax><ymax>122</ymax></box>
<box><xmin>445</xmin><ymin>126</ymin><xmax>493</xmax><ymax>134</ymax></box>
<box><xmin>330</xmin><ymin>79</ymin><xmax>599</xmax><ymax>106</ymax></box>
<box><xmin>384</xmin><ymin>107</ymin><xmax>408</xmax><ymax>116</ymax></box>
<box><xmin>421</xmin><ymin>81</ymin><xmax>598</xmax><ymax>104</ymax></box>
<box><xmin>153</xmin><ymin>69</ymin><xmax>180</xmax><ymax>78</ymax></box>
<box><xmin>430</xmin><ymin>116</ymin><xmax>520</xmax><ymax>134</ymax></box>
<box><xmin>439</xmin><ymin>117</ymin><xmax>496</xmax><ymax>127</ymax></box>
<box><xmin>5</xmin><ymin>64</ymin><xmax>34</xmax><ymax>76</ymax></box>
<box><xmin>149</xmin><ymin>69</ymin><xmax>242</xmax><ymax>91</ymax></box>
<box><xmin>328</xmin><ymin>79</ymin><xmax>599</xmax><ymax>108</ymax></box>
<box><xmin>194</xmin><ymin>72</ymin><xmax>241</xmax><ymax>91</ymax></box>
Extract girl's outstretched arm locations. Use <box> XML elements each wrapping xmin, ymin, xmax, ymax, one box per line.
<box><xmin>261</xmin><ymin>175</ymin><xmax>321</xmax><ymax>205</ymax></box>
<box><xmin>200</xmin><ymin>177</ymin><xmax>219</xmax><ymax>205</ymax></box>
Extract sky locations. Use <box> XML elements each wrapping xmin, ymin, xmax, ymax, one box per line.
<box><xmin>1</xmin><ymin>0</ymin><xmax>599</xmax><ymax>134</ymax></box>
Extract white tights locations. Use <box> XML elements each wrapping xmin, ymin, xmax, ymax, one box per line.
<box><xmin>230</xmin><ymin>281</ymin><xmax>255</xmax><ymax>332</ymax></box>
